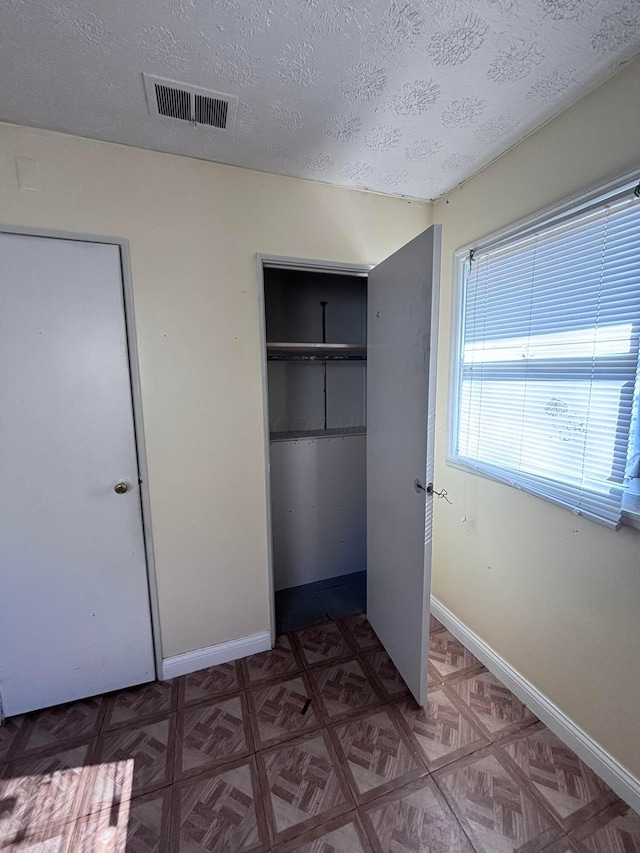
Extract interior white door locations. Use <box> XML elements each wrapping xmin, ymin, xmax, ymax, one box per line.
<box><xmin>366</xmin><ymin>225</ymin><xmax>442</xmax><ymax>706</ymax></box>
<box><xmin>0</xmin><ymin>232</ymin><xmax>155</xmax><ymax>716</ymax></box>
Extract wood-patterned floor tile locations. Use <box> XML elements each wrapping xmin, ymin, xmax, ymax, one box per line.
<box><xmin>429</xmin><ymin>664</ymin><xmax>441</xmax><ymax>689</ymax></box>
<box><xmin>243</xmin><ymin>635</ymin><xmax>303</xmax><ymax>687</ymax></box>
<box><xmin>499</xmin><ymin>724</ymin><xmax>619</xmax><ymax>833</ymax></box>
<box><xmin>570</xmin><ymin>800</ymin><xmax>640</xmax><ymax>852</ymax></box>
<box><xmin>272</xmin><ymin>813</ymin><xmax>373</xmax><ymax>852</ymax></box>
<box><xmin>448</xmin><ymin>669</ymin><xmax>537</xmax><ymax>741</ymax></box>
<box><xmin>310</xmin><ymin>659</ymin><xmax>384</xmax><ymax>722</ymax></box>
<box><xmin>542</xmin><ymin>837</ymin><xmax>581</xmax><ymax>852</ymax></box>
<box><xmin>329</xmin><ymin>709</ymin><xmax>427</xmax><ymax>804</ymax></box>
<box><xmin>104</xmin><ymin>680</ymin><xmax>177</xmax><ymax>730</ymax></box>
<box><xmin>257</xmin><ymin>730</ymin><xmax>353</xmax><ymax>844</ymax></box>
<box><xmin>393</xmin><ymin>688</ymin><xmax>489</xmax><ymax>771</ymax></box>
<box><xmin>2</xmin><ymin>824</ymin><xmax>73</xmax><ymax>851</ymax></box>
<box><xmin>430</xmin><ymin>615</ymin><xmax>446</xmax><ymax>634</ymax></box>
<box><xmin>434</xmin><ymin>747</ymin><xmax>563</xmax><ymax>852</ymax></box>
<box><xmin>69</xmin><ymin>787</ymin><xmax>172</xmax><ymax>853</ymax></box>
<box><xmin>428</xmin><ymin>630</ymin><xmax>484</xmax><ymax>683</ymax></box>
<box><xmin>362</xmin><ymin>649</ymin><xmax>411</xmax><ymax>700</ymax></box>
<box><xmin>177</xmin><ymin>660</ymin><xmax>243</xmax><ymax>707</ymax></box>
<box><xmin>173</xmin><ymin>757</ymin><xmax>268</xmax><ymax>852</ymax></box>
<box><xmin>17</xmin><ymin>697</ymin><xmax>105</xmax><ymax>756</ymax></box>
<box><xmin>0</xmin><ymin>741</ymin><xmax>94</xmax><ymax>849</ymax></box>
<box><xmin>92</xmin><ymin>716</ymin><xmax>175</xmax><ymax>804</ymax></box>
<box><xmin>360</xmin><ymin>776</ymin><xmax>475</xmax><ymax>853</ymax></box>
<box><xmin>293</xmin><ymin>622</ymin><xmax>355</xmax><ymax>668</ymax></box>
<box><xmin>0</xmin><ymin>715</ymin><xmax>26</xmax><ymax>764</ymax></box>
<box><xmin>179</xmin><ymin>693</ymin><xmax>252</xmax><ymax>777</ymax></box>
<box><xmin>249</xmin><ymin>674</ymin><xmax>321</xmax><ymax>749</ymax></box>
<box><xmin>340</xmin><ymin>615</ymin><xmax>383</xmax><ymax>653</ymax></box>
<box><xmin>1</xmin><ymin>618</ymin><xmax>634</xmax><ymax>852</ymax></box>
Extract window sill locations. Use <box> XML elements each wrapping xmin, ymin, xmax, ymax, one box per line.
<box><xmin>622</xmin><ymin>493</ymin><xmax>640</xmax><ymax>530</ymax></box>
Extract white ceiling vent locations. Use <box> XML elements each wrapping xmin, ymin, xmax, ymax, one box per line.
<box><xmin>143</xmin><ymin>74</ymin><xmax>237</xmax><ymax>131</ymax></box>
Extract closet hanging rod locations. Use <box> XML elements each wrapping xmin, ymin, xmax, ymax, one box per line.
<box><xmin>267</xmin><ymin>354</ymin><xmax>367</xmax><ymax>361</ymax></box>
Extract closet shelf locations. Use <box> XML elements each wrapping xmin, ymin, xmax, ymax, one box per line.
<box><xmin>270</xmin><ymin>426</ymin><xmax>366</xmax><ymax>442</ymax></box>
<box><xmin>267</xmin><ymin>342</ymin><xmax>367</xmax><ymax>361</ymax></box>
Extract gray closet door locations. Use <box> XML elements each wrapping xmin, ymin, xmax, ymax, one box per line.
<box><xmin>366</xmin><ymin>225</ymin><xmax>442</xmax><ymax>706</ymax></box>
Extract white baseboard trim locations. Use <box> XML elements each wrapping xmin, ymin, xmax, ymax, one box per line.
<box><xmin>161</xmin><ymin>631</ymin><xmax>272</xmax><ymax>680</ymax></box>
<box><xmin>431</xmin><ymin>596</ymin><xmax>640</xmax><ymax>814</ymax></box>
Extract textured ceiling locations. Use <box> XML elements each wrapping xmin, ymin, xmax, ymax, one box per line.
<box><xmin>1</xmin><ymin>0</ymin><xmax>639</xmax><ymax>201</ymax></box>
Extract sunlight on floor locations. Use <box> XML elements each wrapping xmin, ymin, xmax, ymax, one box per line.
<box><xmin>1</xmin><ymin>758</ymin><xmax>133</xmax><ymax>850</ymax></box>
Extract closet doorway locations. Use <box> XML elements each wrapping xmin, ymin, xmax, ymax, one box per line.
<box><xmin>259</xmin><ymin>225</ymin><xmax>441</xmax><ymax>705</ymax></box>
<box><xmin>264</xmin><ymin>265</ymin><xmax>368</xmax><ymax>634</ymax></box>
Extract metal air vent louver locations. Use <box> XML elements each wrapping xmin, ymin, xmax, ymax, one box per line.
<box><xmin>143</xmin><ymin>74</ymin><xmax>237</xmax><ymax>131</ymax></box>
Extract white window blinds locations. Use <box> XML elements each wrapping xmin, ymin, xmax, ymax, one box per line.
<box><xmin>453</xmin><ymin>192</ymin><xmax>640</xmax><ymax>528</ymax></box>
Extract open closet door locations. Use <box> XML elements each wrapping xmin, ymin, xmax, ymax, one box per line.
<box><xmin>366</xmin><ymin>225</ymin><xmax>441</xmax><ymax>706</ymax></box>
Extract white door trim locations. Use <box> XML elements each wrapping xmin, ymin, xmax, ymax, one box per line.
<box><xmin>256</xmin><ymin>254</ymin><xmax>372</xmax><ymax>645</ymax></box>
<box><xmin>0</xmin><ymin>223</ymin><xmax>163</xmax><ymax>683</ymax></box>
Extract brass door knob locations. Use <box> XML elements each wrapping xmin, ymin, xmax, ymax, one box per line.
<box><xmin>114</xmin><ymin>482</ymin><xmax>129</xmax><ymax>494</ymax></box>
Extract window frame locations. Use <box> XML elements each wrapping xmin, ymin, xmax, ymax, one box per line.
<box><xmin>446</xmin><ymin>168</ymin><xmax>640</xmax><ymax>530</ymax></box>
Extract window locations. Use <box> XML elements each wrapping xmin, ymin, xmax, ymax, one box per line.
<box><xmin>449</xmin><ymin>174</ymin><xmax>640</xmax><ymax>529</ymax></box>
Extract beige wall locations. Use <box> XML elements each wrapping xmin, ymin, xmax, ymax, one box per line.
<box><xmin>432</xmin><ymin>57</ymin><xmax>640</xmax><ymax>778</ymax></box>
<box><xmin>0</xmin><ymin>122</ymin><xmax>430</xmax><ymax>659</ymax></box>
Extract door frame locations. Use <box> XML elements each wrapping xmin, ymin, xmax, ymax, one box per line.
<box><xmin>256</xmin><ymin>255</ymin><xmax>372</xmax><ymax>644</ymax></box>
<box><xmin>0</xmin><ymin>223</ymin><xmax>163</xmax><ymax>681</ymax></box>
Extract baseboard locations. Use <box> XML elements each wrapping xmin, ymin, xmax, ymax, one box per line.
<box><xmin>430</xmin><ymin>596</ymin><xmax>640</xmax><ymax>814</ymax></box>
<box><xmin>161</xmin><ymin>631</ymin><xmax>272</xmax><ymax>680</ymax></box>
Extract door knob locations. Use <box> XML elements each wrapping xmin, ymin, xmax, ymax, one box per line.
<box><xmin>114</xmin><ymin>481</ymin><xmax>129</xmax><ymax>494</ymax></box>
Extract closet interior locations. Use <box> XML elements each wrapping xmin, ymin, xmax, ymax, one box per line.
<box><xmin>264</xmin><ymin>267</ymin><xmax>368</xmax><ymax>633</ymax></box>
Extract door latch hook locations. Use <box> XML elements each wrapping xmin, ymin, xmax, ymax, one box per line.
<box><xmin>414</xmin><ymin>479</ymin><xmax>452</xmax><ymax>503</ymax></box>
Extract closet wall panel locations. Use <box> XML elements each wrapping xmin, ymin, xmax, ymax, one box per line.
<box><xmin>270</xmin><ymin>435</ymin><xmax>366</xmax><ymax>590</ymax></box>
